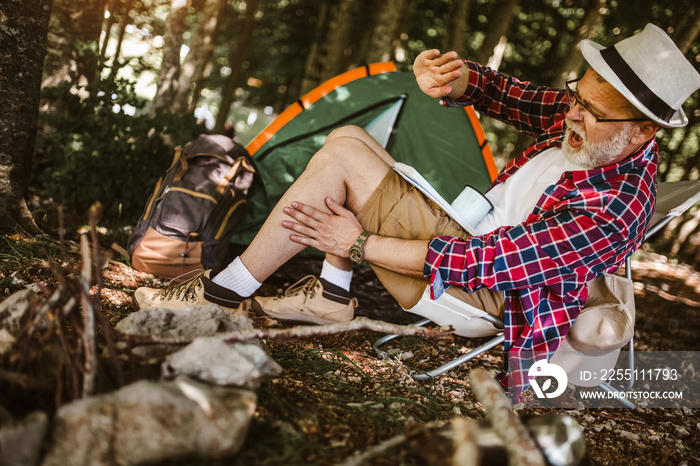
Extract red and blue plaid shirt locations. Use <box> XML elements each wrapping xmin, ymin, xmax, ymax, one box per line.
<box><xmin>425</xmin><ymin>61</ymin><xmax>658</xmax><ymax>397</ymax></box>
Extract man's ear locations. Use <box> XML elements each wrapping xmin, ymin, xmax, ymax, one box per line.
<box><xmin>631</xmin><ymin>122</ymin><xmax>659</xmax><ymax>145</ymax></box>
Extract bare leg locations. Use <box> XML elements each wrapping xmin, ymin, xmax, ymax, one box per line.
<box><xmin>240</xmin><ymin>126</ymin><xmax>395</xmax><ymax>282</ymax></box>
<box><xmin>320</xmin><ymin>126</ymin><xmax>396</xmax><ymax>272</ymax></box>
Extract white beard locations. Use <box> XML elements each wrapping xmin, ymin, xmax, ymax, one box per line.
<box><xmin>562</xmin><ymin>121</ymin><xmax>636</xmax><ymax>169</ymax></box>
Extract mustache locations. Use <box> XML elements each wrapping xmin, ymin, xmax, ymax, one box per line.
<box><xmin>565</xmin><ymin>119</ymin><xmax>586</xmax><ymax>139</ymax></box>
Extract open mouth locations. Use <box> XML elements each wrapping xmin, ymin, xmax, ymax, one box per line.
<box><xmin>567</xmin><ymin>125</ymin><xmax>585</xmax><ymax>149</ymax></box>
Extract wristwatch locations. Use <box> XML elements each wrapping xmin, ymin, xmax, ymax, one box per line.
<box><xmin>349</xmin><ymin>231</ymin><xmax>372</xmax><ymax>264</ymax></box>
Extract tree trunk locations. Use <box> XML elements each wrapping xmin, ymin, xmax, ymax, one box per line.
<box><xmin>551</xmin><ymin>0</ymin><xmax>605</xmax><ymax>88</ymax></box>
<box><xmin>672</xmin><ymin>5</ymin><xmax>700</xmax><ymax>54</ymax></box>
<box><xmin>99</xmin><ymin>0</ymin><xmax>119</xmax><ymax>65</ymax></box>
<box><xmin>187</xmin><ymin>0</ymin><xmax>228</xmax><ymax>114</ymax></box>
<box><xmin>475</xmin><ymin>0</ymin><xmax>519</xmax><ymax>68</ymax></box>
<box><xmin>0</xmin><ymin>0</ymin><xmax>52</xmax><ymax>234</ymax></box>
<box><xmin>318</xmin><ymin>0</ymin><xmax>359</xmax><ymax>83</ymax></box>
<box><xmin>680</xmin><ymin>123</ymin><xmax>700</xmax><ymax>181</ymax></box>
<box><xmin>41</xmin><ymin>0</ymin><xmax>108</xmax><ymax>89</ymax></box>
<box><xmin>173</xmin><ymin>0</ymin><xmax>226</xmax><ymax>114</ymax></box>
<box><xmin>299</xmin><ymin>2</ymin><xmax>330</xmax><ymax>96</ymax></box>
<box><xmin>104</xmin><ymin>0</ymin><xmax>136</xmax><ymax>84</ymax></box>
<box><xmin>150</xmin><ymin>0</ymin><xmax>190</xmax><ymax>118</ymax></box>
<box><xmin>213</xmin><ymin>0</ymin><xmax>259</xmax><ymax>134</ymax></box>
<box><xmin>366</xmin><ymin>0</ymin><xmax>406</xmax><ymax>64</ymax></box>
<box><xmin>442</xmin><ymin>0</ymin><xmax>470</xmax><ymax>57</ymax></box>
<box><xmin>670</xmin><ymin>209</ymin><xmax>700</xmax><ymax>257</ymax></box>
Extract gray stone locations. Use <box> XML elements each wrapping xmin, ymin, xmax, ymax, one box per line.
<box><xmin>41</xmin><ymin>377</ymin><xmax>257</xmax><ymax>466</ymax></box>
<box><xmin>0</xmin><ymin>411</ymin><xmax>48</xmax><ymax>466</ymax></box>
<box><xmin>0</xmin><ymin>289</ymin><xmax>63</xmax><ymax>371</ymax></box>
<box><xmin>115</xmin><ymin>304</ymin><xmax>252</xmax><ymax>338</ymax></box>
<box><xmin>0</xmin><ymin>289</ymin><xmax>44</xmax><ymax>337</ymax></box>
<box><xmin>616</xmin><ymin>430</ymin><xmax>640</xmax><ymax>441</ymax></box>
<box><xmin>162</xmin><ymin>337</ymin><xmax>282</xmax><ymax>388</ymax></box>
<box><xmin>115</xmin><ymin>304</ymin><xmax>255</xmax><ymax>359</ymax></box>
<box><xmin>675</xmin><ymin>425</ymin><xmax>691</xmax><ymax>439</ymax></box>
<box><xmin>0</xmin><ymin>328</ymin><xmax>15</xmax><ymax>355</ymax></box>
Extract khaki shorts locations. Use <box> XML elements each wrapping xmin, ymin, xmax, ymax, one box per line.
<box><xmin>356</xmin><ymin>170</ymin><xmax>504</xmax><ymax>318</ymax></box>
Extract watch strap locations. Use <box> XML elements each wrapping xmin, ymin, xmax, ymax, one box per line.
<box><xmin>354</xmin><ymin>231</ymin><xmax>371</xmax><ymax>248</ymax></box>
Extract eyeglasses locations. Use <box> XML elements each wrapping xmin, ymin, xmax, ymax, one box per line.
<box><xmin>565</xmin><ymin>79</ymin><xmax>648</xmax><ymax>124</ymax></box>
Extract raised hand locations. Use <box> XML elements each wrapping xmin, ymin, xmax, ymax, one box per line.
<box><xmin>413</xmin><ymin>49</ymin><xmax>467</xmax><ymax>99</ymax></box>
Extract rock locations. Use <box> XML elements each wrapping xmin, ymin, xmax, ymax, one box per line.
<box><xmin>0</xmin><ymin>411</ymin><xmax>48</xmax><ymax>466</ymax></box>
<box><xmin>10</xmin><ymin>271</ymin><xmax>28</xmax><ymax>287</ymax></box>
<box><xmin>0</xmin><ymin>289</ymin><xmax>64</xmax><ymax>372</ymax></box>
<box><xmin>117</xmin><ymin>304</ymin><xmax>281</xmax><ymax>387</ymax></box>
<box><xmin>0</xmin><ymin>328</ymin><xmax>15</xmax><ymax>355</ymax></box>
<box><xmin>117</xmin><ymin>305</ymin><xmax>281</xmax><ymax>387</ymax></box>
<box><xmin>41</xmin><ymin>377</ymin><xmax>257</xmax><ymax>466</ymax></box>
<box><xmin>115</xmin><ymin>304</ymin><xmax>256</xmax><ymax>359</ymax></box>
<box><xmin>674</xmin><ymin>425</ymin><xmax>690</xmax><ymax>439</ymax></box>
<box><xmin>616</xmin><ymin>430</ymin><xmax>640</xmax><ymax>441</ymax></box>
<box><xmin>0</xmin><ymin>289</ymin><xmax>44</xmax><ymax>337</ymax></box>
<box><xmin>116</xmin><ymin>304</ymin><xmax>251</xmax><ymax>337</ymax></box>
<box><xmin>162</xmin><ymin>337</ymin><xmax>281</xmax><ymax>389</ymax></box>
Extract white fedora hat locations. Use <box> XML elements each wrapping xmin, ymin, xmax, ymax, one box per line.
<box><xmin>581</xmin><ymin>23</ymin><xmax>700</xmax><ymax>128</ymax></box>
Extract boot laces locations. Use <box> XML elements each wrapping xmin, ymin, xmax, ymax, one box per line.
<box><xmin>283</xmin><ymin>275</ymin><xmax>319</xmax><ymax>300</ymax></box>
<box><xmin>154</xmin><ymin>269</ymin><xmax>208</xmax><ymax>303</ymax></box>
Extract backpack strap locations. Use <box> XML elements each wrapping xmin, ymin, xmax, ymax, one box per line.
<box><xmin>175</xmin><ymin>152</ymin><xmax>237</xmax><ymax>183</ymax></box>
<box><xmin>216</xmin><ymin>157</ymin><xmax>256</xmax><ymax>194</ymax></box>
<box><xmin>173</xmin><ymin>147</ymin><xmax>189</xmax><ymax>182</ymax></box>
<box><xmin>169</xmin><ymin>146</ymin><xmax>184</xmax><ymax>168</ymax></box>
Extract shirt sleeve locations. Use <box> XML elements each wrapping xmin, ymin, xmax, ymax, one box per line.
<box><xmin>442</xmin><ymin>60</ymin><xmax>568</xmax><ymax>138</ymax></box>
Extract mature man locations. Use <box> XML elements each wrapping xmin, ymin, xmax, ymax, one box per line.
<box><xmin>136</xmin><ymin>24</ymin><xmax>700</xmax><ymax>395</ymax></box>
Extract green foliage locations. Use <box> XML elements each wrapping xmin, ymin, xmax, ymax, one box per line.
<box><xmin>35</xmin><ymin>78</ymin><xmax>205</xmax><ymax>225</ymax></box>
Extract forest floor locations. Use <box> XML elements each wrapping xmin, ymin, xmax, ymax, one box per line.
<box><xmin>1</xmin><ymin>227</ymin><xmax>699</xmax><ymax>465</ymax></box>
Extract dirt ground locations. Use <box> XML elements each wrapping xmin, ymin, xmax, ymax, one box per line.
<box><xmin>1</xmin><ymin>235</ymin><xmax>699</xmax><ymax>465</ymax></box>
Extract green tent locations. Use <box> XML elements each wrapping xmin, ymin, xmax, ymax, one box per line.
<box><xmin>231</xmin><ymin>62</ymin><xmax>497</xmax><ymax>245</ymax></box>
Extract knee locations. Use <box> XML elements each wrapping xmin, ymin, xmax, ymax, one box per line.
<box><xmin>326</xmin><ymin>125</ymin><xmax>369</xmax><ymax>143</ymax></box>
<box><xmin>309</xmin><ymin>131</ymin><xmax>371</xmax><ymax>168</ymax></box>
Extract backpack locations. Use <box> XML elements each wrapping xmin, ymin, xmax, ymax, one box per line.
<box><xmin>128</xmin><ymin>134</ymin><xmax>257</xmax><ymax>279</ymax></box>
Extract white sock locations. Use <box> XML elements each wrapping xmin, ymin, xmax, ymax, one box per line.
<box><xmin>212</xmin><ymin>257</ymin><xmax>261</xmax><ymax>297</ymax></box>
<box><xmin>319</xmin><ymin>259</ymin><xmax>353</xmax><ymax>292</ymax></box>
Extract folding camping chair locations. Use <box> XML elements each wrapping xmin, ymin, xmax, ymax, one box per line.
<box><xmin>373</xmin><ymin>180</ymin><xmax>700</xmax><ymax>408</ymax></box>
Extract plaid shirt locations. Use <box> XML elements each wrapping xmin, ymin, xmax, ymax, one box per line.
<box><xmin>424</xmin><ymin>61</ymin><xmax>658</xmax><ymax>397</ymax></box>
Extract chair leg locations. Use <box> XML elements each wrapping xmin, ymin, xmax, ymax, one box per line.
<box><xmin>411</xmin><ymin>333</ymin><xmax>505</xmax><ymax>381</ymax></box>
<box><xmin>624</xmin><ymin>338</ymin><xmax>635</xmax><ymax>391</ymax></box>
<box><xmin>373</xmin><ymin>318</ymin><xmax>504</xmax><ymax>381</ymax></box>
<box><xmin>597</xmin><ymin>381</ymin><xmax>636</xmax><ymax>409</ymax></box>
<box><xmin>373</xmin><ymin>318</ymin><xmax>431</xmax><ymax>359</ymax></box>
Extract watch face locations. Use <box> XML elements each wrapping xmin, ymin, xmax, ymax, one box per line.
<box><xmin>349</xmin><ymin>247</ymin><xmax>363</xmax><ymax>263</ymax></box>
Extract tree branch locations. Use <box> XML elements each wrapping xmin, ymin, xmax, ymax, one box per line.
<box><xmin>80</xmin><ymin>232</ymin><xmax>97</xmax><ymax>398</ymax></box>
<box><xmin>124</xmin><ymin>316</ymin><xmax>453</xmax><ymax>346</ymax></box>
<box><xmin>469</xmin><ymin>368</ymin><xmax>545</xmax><ymax>466</ymax></box>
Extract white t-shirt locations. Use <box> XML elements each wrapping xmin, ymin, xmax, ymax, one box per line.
<box><xmin>474</xmin><ymin>148</ymin><xmax>585</xmax><ymax>235</ymax></box>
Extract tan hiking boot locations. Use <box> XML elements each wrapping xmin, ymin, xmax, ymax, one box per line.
<box><xmin>133</xmin><ymin>270</ymin><xmax>247</xmax><ymax>316</ymax></box>
<box><xmin>251</xmin><ymin>275</ymin><xmax>357</xmax><ymax>324</ymax></box>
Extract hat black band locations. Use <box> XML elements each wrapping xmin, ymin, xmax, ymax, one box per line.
<box><xmin>600</xmin><ymin>45</ymin><xmax>675</xmax><ymax>122</ymax></box>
